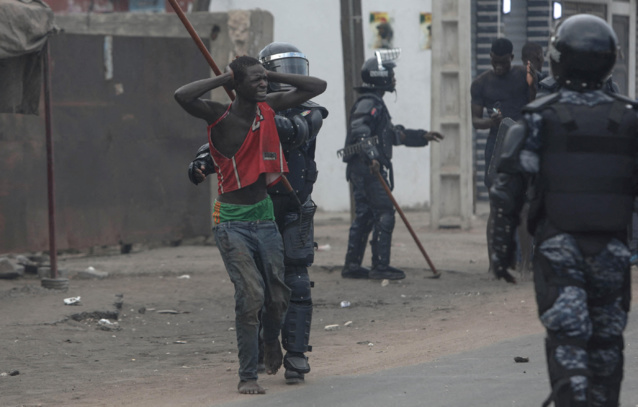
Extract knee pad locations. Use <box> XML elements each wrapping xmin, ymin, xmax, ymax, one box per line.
<box><xmin>377</xmin><ymin>211</ymin><xmax>395</xmax><ymax>233</ymax></box>
<box><xmin>285</xmin><ymin>268</ymin><xmax>311</xmax><ymax>303</ymax></box>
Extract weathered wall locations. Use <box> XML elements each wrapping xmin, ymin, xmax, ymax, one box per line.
<box><xmin>209</xmin><ymin>0</ymin><xmax>435</xmax><ymax>212</ymax></box>
<box><xmin>43</xmin><ymin>0</ymin><xmax>194</xmax><ymax>14</ymax></box>
<box><xmin>0</xmin><ymin>11</ymin><xmax>273</xmax><ymax>254</ymax></box>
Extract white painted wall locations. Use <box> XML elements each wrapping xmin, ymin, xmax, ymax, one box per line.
<box><xmin>209</xmin><ymin>0</ymin><xmax>433</xmax><ymax>211</ymax></box>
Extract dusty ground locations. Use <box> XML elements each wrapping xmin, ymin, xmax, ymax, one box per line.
<box><xmin>1</xmin><ymin>206</ymin><xmax>636</xmax><ymax>407</ymax></box>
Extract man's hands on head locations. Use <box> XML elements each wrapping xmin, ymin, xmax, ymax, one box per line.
<box><xmin>224</xmin><ymin>66</ymin><xmax>235</xmax><ymax>90</ymax></box>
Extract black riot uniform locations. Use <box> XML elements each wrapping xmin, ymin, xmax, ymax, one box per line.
<box><xmin>339</xmin><ymin>51</ymin><xmax>433</xmax><ymax>281</ymax></box>
<box><xmin>259</xmin><ymin>43</ymin><xmax>327</xmax><ymax>385</ymax></box>
<box><xmin>489</xmin><ymin>15</ymin><xmax>637</xmax><ymax>407</ymax></box>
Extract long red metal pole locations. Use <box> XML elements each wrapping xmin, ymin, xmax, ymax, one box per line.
<box><xmin>166</xmin><ymin>0</ymin><xmax>235</xmax><ymax>101</ymax></box>
<box><xmin>43</xmin><ymin>41</ymin><xmax>58</xmax><ymax>279</ymax></box>
<box><xmin>374</xmin><ymin>170</ymin><xmax>439</xmax><ymax>276</ymax></box>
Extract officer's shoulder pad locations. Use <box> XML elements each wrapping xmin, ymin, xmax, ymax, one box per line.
<box><xmin>609</xmin><ymin>92</ymin><xmax>638</xmax><ymax>109</ymax></box>
<box><xmin>522</xmin><ymin>92</ymin><xmax>561</xmax><ymax>113</ymax></box>
<box><xmin>354</xmin><ymin>95</ymin><xmax>383</xmax><ymax>114</ymax></box>
<box><xmin>196</xmin><ymin>143</ymin><xmax>210</xmax><ymax>156</ymax></box>
<box><xmin>300</xmin><ymin>100</ymin><xmax>329</xmax><ymax>118</ymax></box>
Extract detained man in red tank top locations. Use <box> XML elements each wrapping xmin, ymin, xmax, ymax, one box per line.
<box><xmin>174</xmin><ymin>56</ymin><xmax>326</xmax><ymax>395</ymax></box>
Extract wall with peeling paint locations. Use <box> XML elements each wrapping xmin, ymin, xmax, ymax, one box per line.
<box><xmin>0</xmin><ymin>11</ymin><xmax>273</xmax><ymax>253</ymax></box>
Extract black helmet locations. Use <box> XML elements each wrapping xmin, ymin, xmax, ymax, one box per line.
<box><xmin>549</xmin><ymin>14</ymin><xmax>617</xmax><ymax>91</ymax></box>
<box><xmin>360</xmin><ymin>48</ymin><xmax>401</xmax><ymax>91</ymax></box>
<box><xmin>258</xmin><ymin>42</ymin><xmax>309</xmax><ymax>92</ymax></box>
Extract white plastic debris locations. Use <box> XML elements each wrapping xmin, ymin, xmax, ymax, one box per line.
<box><xmin>156</xmin><ymin>310</ymin><xmax>179</xmax><ymax>314</ymax></box>
<box><xmin>98</xmin><ymin>319</ymin><xmax>115</xmax><ymax>326</ymax></box>
<box><xmin>381</xmin><ymin>279</ymin><xmax>390</xmax><ymax>287</ymax></box>
<box><xmin>63</xmin><ymin>296</ymin><xmax>81</xmax><ymax>305</ymax></box>
<box><xmin>344</xmin><ymin>321</ymin><xmax>353</xmax><ymax>327</ymax></box>
<box><xmin>317</xmin><ymin>244</ymin><xmax>331</xmax><ymax>251</ymax></box>
<box><xmin>177</xmin><ymin>274</ymin><xmax>190</xmax><ymax>279</ymax></box>
<box><xmin>78</xmin><ymin>266</ymin><xmax>108</xmax><ymax>279</ymax></box>
<box><xmin>340</xmin><ymin>301</ymin><xmax>351</xmax><ymax>308</ymax></box>
<box><xmin>324</xmin><ymin>324</ymin><xmax>340</xmax><ymax>331</ymax></box>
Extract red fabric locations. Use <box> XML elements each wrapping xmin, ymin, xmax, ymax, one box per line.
<box><xmin>208</xmin><ymin>102</ymin><xmax>288</xmax><ymax>195</ymax></box>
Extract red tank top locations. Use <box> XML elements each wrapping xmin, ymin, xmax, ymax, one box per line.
<box><xmin>208</xmin><ymin>102</ymin><xmax>288</xmax><ymax>195</ymax></box>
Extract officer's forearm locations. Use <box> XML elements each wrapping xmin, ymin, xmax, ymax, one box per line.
<box><xmin>266</xmin><ymin>71</ymin><xmax>326</xmax><ymax>94</ymax></box>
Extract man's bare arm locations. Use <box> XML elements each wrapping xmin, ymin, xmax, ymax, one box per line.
<box><xmin>526</xmin><ymin>61</ymin><xmax>537</xmax><ymax>101</ymax></box>
<box><xmin>265</xmin><ymin>72</ymin><xmax>327</xmax><ymax>112</ymax></box>
<box><xmin>174</xmin><ymin>72</ymin><xmax>234</xmax><ymax>123</ymax></box>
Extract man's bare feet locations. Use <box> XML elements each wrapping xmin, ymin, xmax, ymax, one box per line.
<box><xmin>237</xmin><ymin>380</ymin><xmax>265</xmax><ymax>394</ymax></box>
<box><xmin>263</xmin><ymin>339</ymin><xmax>283</xmax><ymax>375</ymax></box>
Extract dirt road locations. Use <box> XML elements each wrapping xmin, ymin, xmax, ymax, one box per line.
<box><xmin>1</xmin><ymin>208</ymin><xmax>633</xmax><ymax>407</ymax></box>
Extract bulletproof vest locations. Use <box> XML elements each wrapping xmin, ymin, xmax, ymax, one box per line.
<box><xmin>537</xmin><ymin>98</ymin><xmax>638</xmax><ymax>232</ymax></box>
<box><xmin>346</xmin><ymin>93</ymin><xmax>397</xmax><ymax>166</ymax></box>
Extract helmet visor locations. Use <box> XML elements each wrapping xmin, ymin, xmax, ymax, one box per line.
<box><xmin>261</xmin><ymin>52</ymin><xmax>309</xmax><ymax>91</ymax></box>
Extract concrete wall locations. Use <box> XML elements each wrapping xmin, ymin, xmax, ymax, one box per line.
<box><xmin>210</xmin><ymin>0</ymin><xmax>434</xmax><ymax>212</ymax></box>
<box><xmin>0</xmin><ymin>12</ymin><xmax>273</xmax><ymax>254</ymax></box>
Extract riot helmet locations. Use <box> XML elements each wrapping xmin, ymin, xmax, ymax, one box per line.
<box><xmin>258</xmin><ymin>42</ymin><xmax>309</xmax><ymax>92</ymax></box>
<box><xmin>360</xmin><ymin>48</ymin><xmax>401</xmax><ymax>92</ymax></box>
<box><xmin>548</xmin><ymin>14</ymin><xmax>617</xmax><ymax>91</ymax></box>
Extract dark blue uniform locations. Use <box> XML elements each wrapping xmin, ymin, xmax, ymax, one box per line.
<box><xmin>340</xmin><ymin>91</ymin><xmax>430</xmax><ymax>280</ymax></box>
<box><xmin>490</xmin><ymin>89</ymin><xmax>638</xmax><ymax>407</ymax></box>
<box><xmin>267</xmin><ymin>101</ymin><xmax>327</xmax><ymax>383</ymax></box>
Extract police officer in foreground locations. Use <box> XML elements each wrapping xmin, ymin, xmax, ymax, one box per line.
<box><xmin>258</xmin><ymin>42</ymin><xmax>327</xmax><ymax>385</ymax></box>
<box><xmin>489</xmin><ymin>14</ymin><xmax>637</xmax><ymax>407</ymax></box>
<box><xmin>339</xmin><ymin>50</ymin><xmax>443</xmax><ymax>280</ymax></box>
<box><xmin>188</xmin><ymin>42</ymin><xmax>327</xmax><ymax>385</ymax></box>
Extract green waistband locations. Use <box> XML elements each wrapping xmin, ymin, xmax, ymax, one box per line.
<box><xmin>212</xmin><ymin>196</ymin><xmax>275</xmax><ymax>224</ymax></box>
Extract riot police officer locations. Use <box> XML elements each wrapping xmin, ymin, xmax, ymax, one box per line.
<box><xmin>489</xmin><ymin>14</ymin><xmax>637</xmax><ymax>407</ymax></box>
<box><xmin>340</xmin><ymin>50</ymin><xmax>443</xmax><ymax>280</ymax></box>
<box><xmin>188</xmin><ymin>42</ymin><xmax>327</xmax><ymax>385</ymax></box>
<box><xmin>258</xmin><ymin>42</ymin><xmax>327</xmax><ymax>385</ymax></box>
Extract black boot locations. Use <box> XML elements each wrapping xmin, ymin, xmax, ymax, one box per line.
<box><xmin>284</xmin><ymin>352</ymin><xmax>310</xmax><ymax>384</ymax></box>
<box><xmin>341</xmin><ymin>263</ymin><xmax>370</xmax><ymax>279</ymax></box>
<box><xmin>369</xmin><ymin>265</ymin><xmax>406</xmax><ymax>280</ymax></box>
